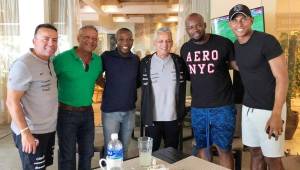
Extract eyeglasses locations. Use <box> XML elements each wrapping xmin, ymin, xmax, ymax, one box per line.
<box><xmin>80</xmin><ymin>58</ymin><xmax>90</xmax><ymax>72</ymax></box>
<box><xmin>85</xmin><ymin>64</ymin><xmax>89</xmax><ymax>72</ymax></box>
<box><xmin>48</xmin><ymin>59</ymin><xmax>52</xmax><ymax>77</ymax></box>
<box><xmin>81</xmin><ymin>35</ymin><xmax>98</xmax><ymax>42</ymax></box>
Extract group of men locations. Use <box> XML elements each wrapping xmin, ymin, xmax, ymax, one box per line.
<box><xmin>6</xmin><ymin>4</ymin><xmax>288</xmax><ymax>170</ymax></box>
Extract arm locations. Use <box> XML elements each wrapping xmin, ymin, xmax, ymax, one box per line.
<box><xmin>136</xmin><ymin>59</ymin><xmax>142</xmax><ymax>88</ymax></box>
<box><xmin>230</xmin><ymin>60</ymin><xmax>239</xmax><ymax>71</ymax></box>
<box><xmin>96</xmin><ymin>74</ymin><xmax>105</xmax><ymax>88</ymax></box>
<box><xmin>6</xmin><ymin>89</ymin><xmax>38</xmax><ymax>154</ymax></box>
<box><xmin>265</xmin><ymin>54</ymin><xmax>288</xmax><ymax>139</ymax></box>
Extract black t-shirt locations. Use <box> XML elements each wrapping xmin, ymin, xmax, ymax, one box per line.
<box><xmin>233</xmin><ymin>70</ymin><xmax>244</xmax><ymax>104</ymax></box>
<box><xmin>234</xmin><ymin>31</ymin><xmax>283</xmax><ymax>110</ymax></box>
<box><xmin>101</xmin><ymin>49</ymin><xmax>140</xmax><ymax>112</ymax></box>
<box><xmin>180</xmin><ymin>34</ymin><xmax>234</xmax><ymax>108</ymax></box>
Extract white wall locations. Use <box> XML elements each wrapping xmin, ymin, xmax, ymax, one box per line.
<box><xmin>19</xmin><ymin>0</ymin><xmax>49</xmax><ymax>53</ymax></box>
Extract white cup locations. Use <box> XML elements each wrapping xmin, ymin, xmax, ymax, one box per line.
<box><xmin>99</xmin><ymin>158</ymin><xmax>123</xmax><ymax>170</ymax></box>
<box><xmin>99</xmin><ymin>158</ymin><xmax>112</xmax><ymax>170</ymax></box>
<box><xmin>138</xmin><ymin>137</ymin><xmax>153</xmax><ymax>167</ymax></box>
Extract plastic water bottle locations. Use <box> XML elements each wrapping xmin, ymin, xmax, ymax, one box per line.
<box><xmin>106</xmin><ymin>133</ymin><xmax>123</xmax><ymax>170</ymax></box>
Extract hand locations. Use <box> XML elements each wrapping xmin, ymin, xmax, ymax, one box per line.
<box><xmin>265</xmin><ymin>114</ymin><xmax>283</xmax><ymax>140</ymax></box>
<box><xmin>21</xmin><ymin>131</ymin><xmax>39</xmax><ymax>154</ymax></box>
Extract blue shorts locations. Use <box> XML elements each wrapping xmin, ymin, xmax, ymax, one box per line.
<box><xmin>191</xmin><ymin>105</ymin><xmax>236</xmax><ymax>151</ymax></box>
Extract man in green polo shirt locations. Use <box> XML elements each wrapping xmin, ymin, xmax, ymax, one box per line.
<box><xmin>53</xmin><ymin>25</ymin><xmax>103</xmax><ymax>170</ymax></box>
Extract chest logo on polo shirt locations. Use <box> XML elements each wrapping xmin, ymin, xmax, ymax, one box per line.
<box><xmin>185</xmin><ymin>50</ymin><xmax>219</xmax><ymax>75</ymax></box>
<box><xmin>40</xmin><ymin>80</ymin><xmax>51</xmax><ymax>91</ymax></box>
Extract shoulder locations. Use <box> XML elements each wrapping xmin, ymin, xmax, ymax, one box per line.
<box><xmin>12</xmin><ymin>52</ymin><xmax>38</xmax><ymax>70</ymax></box>
<box><xmin>100</xmin><ymin>50</ymin><xmax>115</xmax><ymax>60</ymax></box>
<box><xmin>132</xmin><ymin>54</ymin><xmax>140</xmax><ymax>60</ymax></box>
<box><xmin>180</xmin><ymin>41</ymin><xmax>191</xmax><ymax>51</ymax></box>
<box><xmin>9</xmin><ymin>53</ymin><xmax>32</xmax><ymax>79</ymax></box>
<box><xmin>53</xmin><ymin>48</ymin><xmax>73</xmax><ymax>63</ymax></box>
<box><xmin>10</xmin><ymin>55</ymin><xmax>29</xmax><ymax>72</ymax></box>
<box><xmin>170</xmin><ymin>53</ymin><xmax>180</xmax><ymax>59</ymax></box>
<box><xmin>101</xmin><ymin>50</ymin><xmax>112</xmax><ymax>57</ymax></box>
<box><xmin>92</xmin><ymin>52</ymin><xmax>101</xmax><ymax>62</ymax></box>
<box><xmin>211</xmin><ymin>34</ymin><xmax>233</xmax><ymax>44</ymax></box>
<box><xmin>253</xmin><ymin>31</ymin><xmax>277</xmax><ymax>42</ymax></box>
<box><xmin>172</xmin><ymin>53</ymin><xmax>186</xmax><ymax>64</ymax></box>
<box><xmin>141</xmin><ymin>55</ymin><xmax>152</xmax><ymax>63</ymax></box>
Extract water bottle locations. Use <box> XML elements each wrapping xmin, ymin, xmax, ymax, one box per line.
<box><xmin>106</xmin><ymin>133</ymin><xmax>123</xmax><ymax>170</ymax></box>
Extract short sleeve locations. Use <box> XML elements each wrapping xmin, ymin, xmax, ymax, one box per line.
<box><xmin>262</xmin><ymin>34</ymin><xmax>283</xmax><ymax>61</ymax></box>
<box><xmin>227</xmin><ymin>39</ymin><xmax>235</xmax><ymax>61</ymax></box>
<box><xmin>7</xmin><ymin>61</ymin><xmax>32</xmax><ymax>91</ymax></box>
<box><xmin>100</xmin><ymin>51</ymin><xmax>108</xmax><ymax>71</ymax></box>
<box><xmin>52</xmin><ymin>54</ymin><xmax>61</xmax><ymax>76</ymax></box>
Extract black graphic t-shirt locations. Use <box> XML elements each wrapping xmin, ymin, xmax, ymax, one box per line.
<box><xmin>234</xmin><ymin>31</ymin><xmax>283</xmax><ymax>110</ymax></box>
<box><xmin>180</xmin><ymin>34</ymin><xmax>234</xmax><ymax>108</ymax></box>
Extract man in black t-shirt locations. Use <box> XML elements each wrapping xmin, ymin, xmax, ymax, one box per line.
<box><xmin>181</xmin><ymin>13</ymin><xmax>238</xmax><ymax>169</ymax></box>
<box><xmin>229</xmin><ymin>4</ymin><xmax>288</xmax><ymax>170</ymax></box>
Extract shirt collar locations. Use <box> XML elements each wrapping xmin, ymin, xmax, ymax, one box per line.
<box><xmin>113</xmin><ymin>48</ymin><xmax>134</xmax><ymax>58</ymax></box>
<box><xmin>152</xmin><ymin>53</ymin><xmax>172</xmax><ymax>64</ymax></box>
<box><xmin>71</xmin><ymin>46</ymin><xmax>96</xmax><ymax>61</ymax></box>
<box><xmin>29</xmin><ymin>48</ymin><xmax>48</xmax><ymax>64</ymax></box>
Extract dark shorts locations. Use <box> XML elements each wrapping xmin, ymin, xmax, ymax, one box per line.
<box><xmin>13</xmin><ymin>131</ymin><xmax>55</xmax><ymax>170</ymax></box>
<box><xmin>191</xmin><ymin>105</ymin><xmax>235</xmax><ymax>151</ymax></box>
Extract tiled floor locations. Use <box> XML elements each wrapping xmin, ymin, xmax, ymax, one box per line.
<box><xmin>0</xmin><ymin>99</ymin><xmax>300</xmax><ymax>170</ymax></box>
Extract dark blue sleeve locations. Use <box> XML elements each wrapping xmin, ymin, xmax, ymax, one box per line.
<box><xmin>100</xmin><ymin>51</ymin><xmax>108</xmax><ymax>71</ymax></box>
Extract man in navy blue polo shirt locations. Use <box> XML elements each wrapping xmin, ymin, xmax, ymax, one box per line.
<box><xmin>100</xmin><ymin>28</ymin><xmax>140</xmax><ymax>158</ymax></box>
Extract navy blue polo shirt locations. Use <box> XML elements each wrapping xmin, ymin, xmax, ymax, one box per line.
<box><xmin>101</xmin><ymin>49</ymin><xmax>140</xmax><ymax>112</ymax></box>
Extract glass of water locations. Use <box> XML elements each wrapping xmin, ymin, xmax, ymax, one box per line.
<box><xmin>138</xmin><ymin>137</ymin><xmax>153</xmax><ymax>167</ymax></box>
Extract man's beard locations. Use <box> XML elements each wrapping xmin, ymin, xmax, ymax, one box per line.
<box><xmin>190</xmin><ymin>34</ymin><xmax>206</xmax><ymax>44</ymax></box>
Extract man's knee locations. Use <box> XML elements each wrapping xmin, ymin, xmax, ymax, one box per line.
<box><xmin>249</xmin><ymin>147</ymin><xmax>264</xmax><ymax>157</ymax></box>
<box><xmin>215</xmin><ymin>146</ymin><xmax>233</xmax><ymax>158</ymax></box>
<box><xmin>264</xmin><ymin>157</ymin><xmax>282</xmax><ymax>165</ymax></box>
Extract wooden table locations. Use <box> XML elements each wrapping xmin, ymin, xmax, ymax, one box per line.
<box><xmin>97</xmin><ymin>156</ymin><xmax>229</xmax><ymax>170</ymax></box>
<box><xmin>122</xmin><ymin>157</ymin><xmax>177</xmax><ymax>170</ymax></box>
<box><xmin>172</xmin><ymin>156</ymin><xmax>229</xmax><ymax>170</ymax></box>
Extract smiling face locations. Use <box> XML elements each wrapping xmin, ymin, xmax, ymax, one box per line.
<box><xmin>154</xmin><ymin>31</ymin><xmax>173</xmax><ymax>58</ymax></box>
<box><xmin>116</xmin><ymin>30</ymin><xmax>133</xmax><ymax>57</ymax></box>
<box><xmin>33</xmin><ymin>27</ymin><xmax>58</xmax><ymax>60</ymax></box>
<box><xmin>229</xmin><ymin>14</ymin><xmax>253</xmax><ymax>42</ymax></box>
<box><xmin>77</xmin><ymin>27</ymin><xmax>98</xmax><ymax>53</ymax></box>
<box><xmin>185</xmin><ymin>14</ymin><xmax>206</xmax><ymax>42</ymax></box>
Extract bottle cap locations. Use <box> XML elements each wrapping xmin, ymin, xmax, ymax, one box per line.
<box><xmin>111</xmin><ymin>133</ymin><xmax>118</xmax><ymax>140</ymax></box>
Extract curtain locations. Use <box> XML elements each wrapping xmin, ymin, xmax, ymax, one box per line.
<box><xmin>0</xmin><ymin>0</ymin><xmax>20</xmax><ymax>124</ymax></box>
<box><xmin>52</xmin><ymin>0</ymin><xmax>81</xmax><ymax>52</ymax></box>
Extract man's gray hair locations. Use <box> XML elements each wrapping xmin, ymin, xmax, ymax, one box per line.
<box><xmin>79</xmin><ymin>25</ymin><xmax>98</xmax><ymax>34</ymax></box>
<box><xmin>154</xmin><ymin>27</ymin><xmax>173</xmax><ymax>40</ymax></box>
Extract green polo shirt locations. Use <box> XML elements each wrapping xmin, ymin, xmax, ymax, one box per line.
<box><xmin>53</xmin><ymin>47</ymin><xmax>103</xmax><ymax>107</ymax></box>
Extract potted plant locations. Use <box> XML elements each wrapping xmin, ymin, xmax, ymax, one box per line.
<box><xmin>280</xmin><ymin>32</ymin><xmax>300</xmax><ymax>140</ymax></box>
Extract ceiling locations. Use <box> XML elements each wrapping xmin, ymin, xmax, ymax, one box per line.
<box><xmin>80</xmin><ymin>0</ymin><xmax>179</xmax><ymax>24</ymax></box>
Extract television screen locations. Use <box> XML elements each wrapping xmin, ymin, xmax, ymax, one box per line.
<box><xmin>211</xmin><ymin>6</ymin><xmax>265</xmax><ymax>42</ymax></box>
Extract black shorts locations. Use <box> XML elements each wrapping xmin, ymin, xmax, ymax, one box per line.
<box><xmin>13</xmin><ymin>131</ymin><xmax>55</xmax><ymax>170</ymax></box>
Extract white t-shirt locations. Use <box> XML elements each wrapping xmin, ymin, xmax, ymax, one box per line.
<box><xmin>8</xmin><ymin>49</ymin><xmax>58</xmax><ymax>135</ymax></box>
<box><xmin>150</xmin><ymin>54</ymin><xmax>176</xmax><ymax>121</ymax></box>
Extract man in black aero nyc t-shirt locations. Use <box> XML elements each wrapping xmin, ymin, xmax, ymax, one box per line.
<box><xmin>180</xmin><ymin>13</ymin><xmax>238</xmax><ymax>169</ymax></box>
<box><xmin>229</xmin><ymin>4</ymin><xmax>288</xmax><ymax>170</ymax></box>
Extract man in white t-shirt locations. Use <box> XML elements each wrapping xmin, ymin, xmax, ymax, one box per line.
<box><xmin>140</xmin><ymin>27</ymin><xmax>188</xmax><ymax>151</ymax></box>
<box><xmin>6</xmin><ymin>23</ymin><xmax>58</xmax><ymax>170</ymax></box>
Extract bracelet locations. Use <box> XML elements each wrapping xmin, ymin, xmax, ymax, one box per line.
<box><xmin>20</xmin><ymin>127</ymin><xmax>29</xmax><ymax>134</ymax></box>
